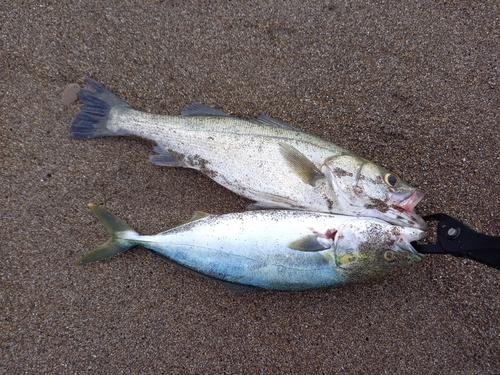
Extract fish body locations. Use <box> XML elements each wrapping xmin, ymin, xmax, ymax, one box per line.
<box><xmin>79</xmin><ymin>205</ymin><xmax>425</xmax><ymax>291</ymax></box>
<box><xmin>71</xmin><ymin>79</ymin><xmax>425</xmax><ymax>229</ymax></box>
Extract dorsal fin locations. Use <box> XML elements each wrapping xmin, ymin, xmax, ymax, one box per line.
<box><xmin>181</xmin><ymin>211</ymin><xmax>212</xmax><ymax>225</ymax></box>
<box><xmin>180</xmin><ymin>102</ymin><xmax>230</xmax><ymax>116</ymax></box>
<box><xmin>252</xmin><ymin>113</ymin><xmax>300</xmax><ymax>131</ymax></box>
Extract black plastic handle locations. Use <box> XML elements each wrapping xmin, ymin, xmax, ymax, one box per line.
<box><xmin>423</xmin><ymin>214</ymin><xmax>500</xmax><ymax>270</ymax></box>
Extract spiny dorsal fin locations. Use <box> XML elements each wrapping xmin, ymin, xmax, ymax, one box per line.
<box><xmin>288</xmin><ymin>235</ymin><xmax>331</xmax><ymax>251</ymax></box>
<box><xmin>279</xmin><ymin>143</ymin><xmax>325</xmax><ymax>186</ymax></box>
<box><xmin>180</xmin><ymin>102</ymin><xmax>230</xmax><ymax>117</ymax></box>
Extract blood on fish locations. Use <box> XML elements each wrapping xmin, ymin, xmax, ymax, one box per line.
<box><xmin>325</xmin><ymin>229</ymin><xmax>337</xmax><ymax>240</ymax></box>
<box><xmin>309</xmin><ymin>228</ymin><xmax>337</xmax><ymax>240</ymax></box>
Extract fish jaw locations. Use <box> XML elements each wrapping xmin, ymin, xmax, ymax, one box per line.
<box><xmin>385</xmin><ymin>190</ymin><xmax>427</xmax><ymax>229</ymax></box>
<box><xmin>381</xmin><ymin>205</ymin><xmax>428</xmax><ymax>230</ymax></box>
<box><xmin>390</xmin><ymin>190</ymin><xmax>425</xmax><ymax>212</ymax></box>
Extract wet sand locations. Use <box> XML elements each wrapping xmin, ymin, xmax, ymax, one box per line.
<box><xmin>2</xmin><ymin>1</ymin><xmax>499</xmax><ymax>373</ymax></box>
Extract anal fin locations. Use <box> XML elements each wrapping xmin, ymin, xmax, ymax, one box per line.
<box><xmin>149</xmin><ymin>145</ymin><xmax>187</xmax><ymax>167</ymax></box>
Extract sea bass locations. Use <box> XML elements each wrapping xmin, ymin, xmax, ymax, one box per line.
<box><xmin>78</xmin><ymin>205</ymin><xmax>425</xmax><ymax>291</ymax></box>
<box><xmin>70</xmin><ymin>79</ymin><xmax>426</xmax><ymax>229</ymax></box>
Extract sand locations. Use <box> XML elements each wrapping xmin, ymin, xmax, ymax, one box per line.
<box><xmin>1</xmin><ymin>1</ymin><xmax>499</xmax><ymax>373</ymax></box>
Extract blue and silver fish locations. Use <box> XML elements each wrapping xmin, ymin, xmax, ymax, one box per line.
<box><xmin>70</xmin><ymin>79</ymin><xmax>426</xmax><ymax>229</ymax></box>
<box><xmin>78</xmin><ymin>205</ymin><xmax>425</xmax><ymax>291</ymax></box>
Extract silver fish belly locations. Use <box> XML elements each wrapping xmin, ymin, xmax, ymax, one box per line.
<box><xmin>78</xmin><ymin>205</ymin><xmax>425</xmax><ymax>291</ymax></box>
<box><xmin>70</xmin><ymin>79</ymin><xmax>426</xmax><ymax>229</ymax></box>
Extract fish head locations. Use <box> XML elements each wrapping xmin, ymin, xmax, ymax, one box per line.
<box><xmin>333</xmin><ymin>219</ymin><xmax>425</xmax><ymax>282</ymax></box>
<box><xmin>323</xmin><ymin>155</ymin><xmax>426</xmax><ymax>229</ymax></box>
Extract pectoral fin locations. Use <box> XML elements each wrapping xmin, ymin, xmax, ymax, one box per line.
<box><xmin>279</xmin><ymin>143</ymin><xmax>325</xmax><ymax>186</ymax></box>
<box><xmin>288</xmin><ymin>235</ymin><xmax>331</xmax><ymax>252</ymax></box>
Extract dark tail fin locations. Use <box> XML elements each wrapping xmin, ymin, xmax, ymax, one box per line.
<box><xmin>76</xmin><ymin>204</ymin><xmax>138</xmax><ymax>264</ymax></box>
<box><xmin>70</xmin><ymin>78</ymin><xmax>131</xmax><ymax>139</ymax></box>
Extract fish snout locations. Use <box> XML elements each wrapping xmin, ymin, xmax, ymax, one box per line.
<box><xmin>395</xmin><ymin>240</ymin><xmax>426</xmax><ymax>261</ymax></box>
<box><xmin>393</xmin><ymin>229</ymin><xmax>426</xmax><ymax>261</ymax></box>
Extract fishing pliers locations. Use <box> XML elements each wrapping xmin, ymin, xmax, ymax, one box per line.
<box><xmin>413</xmin><ymin>214</ymin><xmax>500</xmax><ymax>270</ymax></box>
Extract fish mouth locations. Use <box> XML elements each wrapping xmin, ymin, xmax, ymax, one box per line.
<box><xmin>396</xmin><ymin>236</ymin><xmax>421</xmax><ymax>253</ymax></box>
<box><xmin>391</xmin><ymin>190</ymin><xmax>424</xmax><ymax>212</ymax></box>
<box><xmin>396</xmin><ymin>227</ymin><xmax>427</xmax><ymax>261</ymax></box>
<box><xmin>383</xmin><ymin>190</ymin><xmax>426</xmax><ymax>229</ymax></box>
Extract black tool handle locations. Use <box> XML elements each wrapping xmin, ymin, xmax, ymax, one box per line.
<box><xmin>427</xmin><ymin>214</ymin><xmax>500</xmax><ymax>270</ymax></box>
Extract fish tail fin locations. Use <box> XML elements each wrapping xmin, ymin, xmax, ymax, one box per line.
<box><xmin>76</xmin><ymin>204</ymin><xmax>138</xmax><ymax>264</ymax></box>
<box><xmin>70</xmin><ymin>78</ymin><xmax>131</xmax><ymax>139</ymax></box>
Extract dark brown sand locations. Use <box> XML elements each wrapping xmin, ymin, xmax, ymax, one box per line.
<box><xmin>1</xmin><ymin>1</ymin><xmax>499</xmax><ymax>374</ymax></box>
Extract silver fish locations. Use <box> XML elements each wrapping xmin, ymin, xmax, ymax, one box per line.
<box><xmin>70</xmin><ymin>79</ymin><xmax>426</xmax><ymax>228</ymax></box>
<box><xmin>78</xmin><ymin>205</ymin><xmax>425</xmax><ymax>291</ymax></box>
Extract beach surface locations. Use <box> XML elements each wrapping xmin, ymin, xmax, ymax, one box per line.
<box><xmin>1</xmin><ymin>1</ymin><xmax>499</xmax><ymax>373</ymax></box>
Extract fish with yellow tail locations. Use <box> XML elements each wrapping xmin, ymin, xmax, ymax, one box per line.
<box><xmin>78</xmin><ymin>205</ymin><xmax>425</xmax><ymax>291</ymax></box>
<box><xmin>70</xmin><ymin>79</ymin><xmax>426</xmax><ymax>229</ymax></box>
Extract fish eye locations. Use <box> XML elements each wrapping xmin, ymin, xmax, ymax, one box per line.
<box><xmin>383</xmin><ymin>250</ymin><xmax>396</xmax><ymax>262</ymax></box>
<box><xmin>383</xmin><ymin>173</ymin><xmax>400</xmax><ymax>187</ymax></box>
